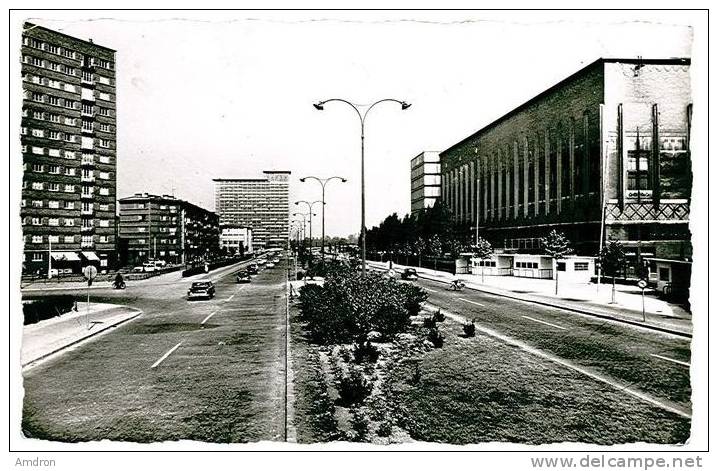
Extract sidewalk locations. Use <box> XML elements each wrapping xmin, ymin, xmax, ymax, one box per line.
<box><xmin>369</xmin><ymin>261</ymin><xmax>692</xmax><ymax>337</ymax></box>
<box><xmin>22</xmin><ymin>302</ymin><xmax>142</xmax><ymax>368</ymax></box>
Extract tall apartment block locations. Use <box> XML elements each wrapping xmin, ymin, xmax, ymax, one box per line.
<box><xmin>21</xmin><ymin>23</ymin><xmax>117</xmax><ymax>275</ymax></box>
<box><xmin>410</xmin><ymin>151</ymin><xmax>442</xmax><ymax>217</ymax></box>
<box><xmin>213</xmin><ymin>171</ymin><xmax>291</xmax><ymax>250</ymax></box>
<box><xmin>118</xmin><ymin>193</ymin><xmax>220</xmax><ymax>266</ymax></box>
<box><xmin>440</xmin><ymin>58</ymin><xmax>692</xmax><ymax>292</ymax></box>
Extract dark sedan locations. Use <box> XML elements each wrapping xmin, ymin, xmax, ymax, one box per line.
<box><xmin>187</xmin><ymin>281</ymin><xmax>215</xmax><ymax>300</ymax></box>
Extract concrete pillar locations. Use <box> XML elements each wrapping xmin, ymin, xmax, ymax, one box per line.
<box><xmin>513</xmin><ymin>141</ymin><xmax>520</xmax><ymax>219</ymax></box>
<box><xmin>557</xmin><ymin>134</ymin><xmax>563</xmax><ymax>214</ymax></box>
<box><xmin>534</xmin><ymin>137</ymin><xmax>540</xmax><ymax>216</ymax></box>
<box><xmin>490</xmin><ymin>153</ymin><xmax>496</xmax><ymax>220</ymax></box>
<box><xmin>569</xmin><ymin>119</ymin><xmax>576</xmax><ymax>203</ymax></box>
<box><xmin>523</xmin><ymin>136</ymin><xmax>529</xmax><ymax>217</ymax></box>
<box><xmin>497</xmin><ymin>149</ymin><xmax>503</xmax><ymax>220</ymax></box>
<box><xmin>544</xmin><ymin>129</ymin><xmax>551</xmax><ymax>215</ymax></box>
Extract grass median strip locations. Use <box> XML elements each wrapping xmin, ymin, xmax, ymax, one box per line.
<box><xmin>521</xmin><ymin>315</ymin><xmax>567</xmax><ymax>331</ymax></box>
<box><xmin>425</xmin><ymin>303</ymin><xmax>691</xmax><ymax>419</ymax></box>
<box><xmin>150</xmin><ymin>342</ymin><xmax>182</xmax><ymax>369</ymax></box>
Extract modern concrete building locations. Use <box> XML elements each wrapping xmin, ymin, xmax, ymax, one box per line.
<box><xmin>220</xmin><ymin>227</ymin><xmax>253</xmax><ymax>255</ymax></box>
<box><xmin>410</xmin><ymin>151</ymin><xmax>442</xmax><ymax>216</ymax></box>
<box><xmin>21</xmin><ymin>22</ymin><xmax>117</xmax><ymax>275</ymax></box>
<box><xmin>213</xmin><ymin>171</ymin><xmax>290</xmax><ymax>250</ymax></box>
<box><xmin>440</xmin><ymin>58</ymin><xmax>692</xmax><ymax>289</ymax></box>
<box><xmin>118</xmin><ymin>193</ymin><xmax>220</xmax><ymax>266</ymax></box>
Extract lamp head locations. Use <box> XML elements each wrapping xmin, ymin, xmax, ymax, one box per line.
<box><xmin>313</xmin><ymin>102</ymin><xmax>324</xmax><ymax>111</ymax></box>
<box><xmin>401</xmin><ymin>101</ymin><xmax>412</xmax><ymax>110</ymax></box>
<box><xmin>341</xmin><ymin>178</ymin><xmax>348</xmax><ymax>183</ymax></box>
<box><xmin>299</xmin><ymin>177</ymin><xmax>306</xmax><ymax>182</ymax></box>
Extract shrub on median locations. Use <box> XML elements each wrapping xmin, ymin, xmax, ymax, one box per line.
<box><xmin>298</xmin><ymin>269</ymin><xmax>428</xmax><ymax>345</ymax></box>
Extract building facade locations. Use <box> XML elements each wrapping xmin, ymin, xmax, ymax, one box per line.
<box><xmin>410</xmin><ymin>151</ymin><xmax>442</xmax><ymax>216</ymax></box>
<box><xmin>440</xmin><ymin>58</ymin><xmax>692</xmax><ymax>282</ymax></box>
<box><xmin>213</xmin><ymin>171</ymin><xmax>290</xmax><ymax>250</ymax></box>
<box><xmin>220</xmin><ymin>227</ymin><xmax>253</xmax><ymax>255</ymax></box>
<box><xmin>118</xmin><ymin>193</ymin><xmax>220</xmax><ymax>266</ymax></box>
<box><xmin>21</xmin><ymin>23</ymin><xmax>117</xmax><ymax>275</ymax></box>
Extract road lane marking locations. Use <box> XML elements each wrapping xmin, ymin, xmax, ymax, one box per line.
<box><xmin>459</xmin><ymin>297</ymin><xmax>484</xmax><ymax>307</ymax></box>
<box><xmin>151</xmin><ymin>342</ymin><xmax>182</xmax><ymax>369</ymax></box>
<box><xmin>424</xmin><ymin>288</ymin><xmax>438</xmax><ymax>293</ymax></box>
<box><xmin>651</xmin><ymin>354</ymin><xmax>690</xmax><ymax>367</ymax></box>
<box><xmin>226</xmin><ymin>294</ymin><xmax>235</xmax><ymax>302</ymax></box>
<box><xmin>521</xmin><ymin>315</ymin><xmax>567</xmax><ymax>331</ymax></box>
<box><xmin>200</xmin><ymin>310</ymin><xmax>218</xmax><ymax>325</ymax></box>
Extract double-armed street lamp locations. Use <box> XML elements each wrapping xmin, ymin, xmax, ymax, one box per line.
<box><xmin>292</xmin><ymin>212</ymin><xmax>315</xmax><ymax>245</ymax></box>
<box><xmin>313</xmin><ymin>98</ymin><xmax>411</xmax><ymax>276</ymax></box>
<box><xmin>295</xmin><ymin>200</ymin><xmax>324</xmax><ymax>252</ymax></box>
<box><xmin>299</xmin><ymin>176</ymin><xmax>347</xmax><ymax>259</ymax></box>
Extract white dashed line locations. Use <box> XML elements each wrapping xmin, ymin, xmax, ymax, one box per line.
<box><xmin>424</xmin><ymin>288</ymin><xmax>438</xmax><ymax>293</ymax></box>
<box><xmin>201</xmin><ymin>310</ymin><xmax>218</xmax><ymax>325</ymax></box>
<box><xmin>226</xmin><ymin>294</ymin><xmax>235</xmax><ymax>302</ymax></box>
<box><xmin>651</xmin><ymin>354</ymin><xmax>690</xmax><ymax>367</ymax></box>
<box><xmin>459</xmin><ymin>297</ymin><xmax>484</xmax><ymax>307</ymax></box>
<box><xmin>521</xmin><ymin>315</ymin><xmax>567</xmax><ymax>331</ymax></box>
<box><xmin>151</xmin><ymin>342</ymin><xmax>182</xmax><ymax>369</ymax></box>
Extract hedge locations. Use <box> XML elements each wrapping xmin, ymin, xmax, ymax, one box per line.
<box><xmin>23</xmin><ymin>295</ymin><xmax>76</xmax><ymax>325</ymax></box>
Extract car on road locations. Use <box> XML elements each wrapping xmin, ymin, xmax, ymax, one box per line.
<box><xmin>271</xmin><ymin>258</ymin><xmax>280</xmax><ymax>264</ymax></box>
<box><xmin>257</xmin><ymin>259</ymin><xmax>267</xmax><ymax>266</ymax></box>
<box><xmin>266</xmin><ymin>262</ymin><xmax>276</xmax><ymax>268</ymax></box>
<box><xmin>187</xmin><ymin>280</ymin><xmax>215</xmax><ymax>299</ymax></box>
<box><xmin>247</xmin><ymin>263</ymin><xmax>258</xmax><ymax>275</ymax></box>
<box><xmin>400</xmin><ymin>268</ymin><xmax>418</xmax><ymax>281</ymax></box>
<box><xmin>236</xmin><ymin>270</ymin><xmax>251</xmax><ymax>283</ymax></box>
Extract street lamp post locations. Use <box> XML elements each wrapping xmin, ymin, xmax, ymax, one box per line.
<box><xmin>313</xmin><ymin>98</ymin><xmax>411</xmax><ymax>276</ymax></box>
<box><xmin>299</xmin><ymin>176</ymin><xmax>347</xmax><ymax>259</ymax></box>
<box><xmin>295</xmin><ymin>201</ymin><xmax>323</xmax><ymax>254</ymax></box>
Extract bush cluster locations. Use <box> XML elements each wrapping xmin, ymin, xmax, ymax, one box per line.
<box><xmin>298</xmin><ymin>269</ymin><xmax>428</xmax><ymax>345</ymax></box>
<box><xmin>427</xmin><ymin>327</ymin><xmax>444</xmax><ymax>348</ymax></box>
<box><xmin>463</xmin><ymin>321</ymin><xmax>476</xmax><ymax>337</ymax></box>
<box><xmin>23</xmin><ymin>295</ymin><xmax>76</xmax><ymax>325</ymax></box>
<box><xmin>337</xmin><ymin>365</ymin><xmax>373</xmax><ymax>406</ymax></box>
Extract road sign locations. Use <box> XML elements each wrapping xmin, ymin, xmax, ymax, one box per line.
<box><xmin>637</xmin><ymin>279</ymin><xmax>647</xmax><ymax>289</ymax></box>
<box><xmin>83</xmin><ymin>265</ymin><xmax>98</xmax><ymax>282</ymax></box>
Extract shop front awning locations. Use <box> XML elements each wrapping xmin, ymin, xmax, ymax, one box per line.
<box><xmin>51</xmin><ymin>251</ymin><xmax>81</xmax><ymax>262</ymax></box>
<box><xmin>81</xmin><ymin>251</ymin><xmax>100</xmax><ymax>261</ymax></box>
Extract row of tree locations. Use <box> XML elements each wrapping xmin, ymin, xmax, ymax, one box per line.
<box><xmin>364</xmin><ymin>202</ymin><xmax>629</xmax><ymax>296</ymax></box>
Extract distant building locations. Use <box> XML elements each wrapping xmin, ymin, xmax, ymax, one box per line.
<box><xmin>118</xmin><ymin>193</ymin><xmax>219</xmax><ymax>266</ymax></box>
<box><xmin>410</xmin><ymin>151</ymin><xmax>442</xmax><ymax>216</ymax></box>
<box><xmin>440</xmin><ymin>57</ymin><xmax>692</xmax><ymax>290</ymax></box>
<box><xmin>220</xmin><ymin>227</ymin><xmax>253</xmax><ymax>255</ymax></box>
<box><xmin>213</xmin><ymin>171</ymin><xmax>290</xmax><ymax>250</ymax></box>
<box><xmin>21</xmin><ymin>23</ymin><xmax>117</xmax><ymax>274</ymax></box>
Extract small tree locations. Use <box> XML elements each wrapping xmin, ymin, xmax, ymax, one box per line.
<box><xmin>599</xmin><ymin>238</ymin><xmax>626</xmax><ymax>304</ymax></box>
<box><xmin>471</xmin><ymin>237</ymin><xmax>494</xmax><ymax>283</ymax></box>
<box><xmin>414</xmin><ymin>237</ymin><xmax>427</xmax><ymax>268</ymax></box>
<box><xmin>541</xmin><ymin>230</ymin><xmax>574</xmax><ymax>295</ymax></box>
<box><xmin>428</xmin><ymin>235</ymin><xmax>442</xmax><ymax>271</ymax></box>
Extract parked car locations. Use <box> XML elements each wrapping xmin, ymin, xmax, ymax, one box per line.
<box><xmin>150</xmin><ymin>260</ymin><xmax>167</xmax><ymax>268</ymax></box>
<box><xmin>132</xmin><ymin>265</ymin><xmax>145</xmax><ymax>273</ymax></box>
<box><xmin>266</xmin><ymin>262</ymin><xmax>276</xmax><ymax>269</ymax></box>
<box><xmin>271</xmin><ymin>258</ymin><xmax>280</xmax><ymax>264</ymax></box>
<box><xmin>187</xmin><ymin>280</ymin><xmax>215</xmax><ymax>299</ymax></box>
<box><xmin>142</xmin><ymin>262</ymin><xmax>157</xmax><ymax>272</ymax></box>
<box><xmin>236</xmin><ymin>270</ymin><xmax>251</xmax><ymax>283</ymax></box>
<box><xmin>257</xmin><ymin>259</ymin><xmax>267</xmax><ymax>266</ymax></box>
<box><xmin>247</xmin><ymin>263</ymin><xmax>258</xmax><ymax>275</ymax></box>
<box><xmin>401</xmin><ymin>268</ymin><xmax>418</xmax><ymax>280</ymax></box>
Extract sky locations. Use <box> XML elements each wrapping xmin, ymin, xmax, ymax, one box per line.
<box><xmin>16</xmin><ymin>11</ymin><xmax>693</xmax><ymax>237</ymax></box>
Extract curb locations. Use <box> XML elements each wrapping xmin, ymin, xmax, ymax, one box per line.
<box><xmin>417</xmin><ymin>272</ymin><xmax>691</xmax><ymax>339</ymax></box>
<box><xmin>21</xmin><ymin>308</ymin><xmax>142</xmax><ymax>369</ymax></box>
